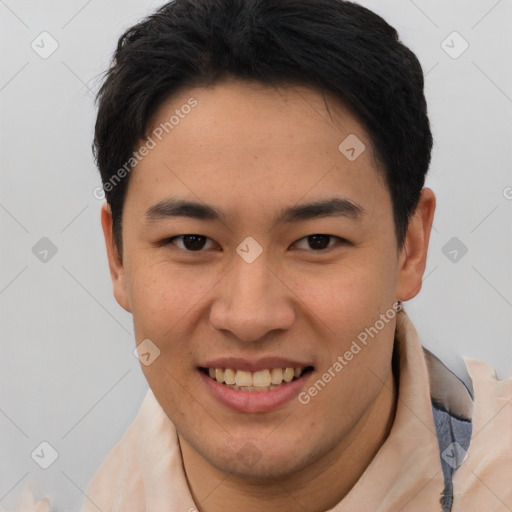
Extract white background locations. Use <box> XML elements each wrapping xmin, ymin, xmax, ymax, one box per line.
<box><xmin>1</xmin><ymin>0</ymin><xmax>511</xmax><ymax>510</ymax></box>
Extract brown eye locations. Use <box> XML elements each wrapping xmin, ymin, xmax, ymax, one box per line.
<box><xmin>306</xmin><ymin>234</ymin><xmax>331</xmax><ymax>250</ymax></box>
<box><xmin>293</xmin><ymin>234</ymin><xmax>346</xmax><ymax>251</ymax></box>
<box><xmin>168</xmin><ymin>235</ymin><xmax>215</xmax><ymax>251</ymax></box>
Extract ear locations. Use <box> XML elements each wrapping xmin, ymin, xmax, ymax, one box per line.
<box><xmin>100</xmin><ymin>203</ymin><xmax>132</xmax><ymax>313</ymax></box>
<box><xmin>396</xmin><ymin>188</ymin><xmax>436</xmax><ymax>301</ymax></box>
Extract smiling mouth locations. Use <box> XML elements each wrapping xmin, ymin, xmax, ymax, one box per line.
<box><xmin>199</xmin><ymin>366</ymin><xmax>314</xmax><ymax>391</ymax></box>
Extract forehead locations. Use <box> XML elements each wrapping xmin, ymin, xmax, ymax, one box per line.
<box><xmin>147</xmin><ymin>79</ymin><xmax>377</xmax><ymax>161</ymax></box>
<box><xmin>126</xmin><ymin>79</ymin><xmax>388</xmax><ymax>219</ymax></box>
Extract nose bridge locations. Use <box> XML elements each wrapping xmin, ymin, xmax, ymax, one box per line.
<box><xmin>227</xmin><ymin>253</ymin><xmax>280</xmax><ymax>318</ymax></box>
<box><xmin>210</xmin><ymin>252</ymin><xmax>295</xmax><ymax>341</ymax></box>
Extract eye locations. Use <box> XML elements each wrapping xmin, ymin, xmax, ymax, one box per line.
<box><xmin>166</xmin><ymin>234</ymin><xmax>217</xmax><ymax>251</ymax></box>
<box><xmin>163</xmin><ymin>234</ymin><xmax>347</xmax><ymax>252</ymax></box>
<box><xmin>293</xmin><ymin>234</ymin><xmax>346</xmax><ymax>251</ymax></box>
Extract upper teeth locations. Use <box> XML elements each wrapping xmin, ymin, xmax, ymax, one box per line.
<box><xmin>208</xmin><ymin>367</ymin><xmax>304</xmax><ymax>387</ymax></box>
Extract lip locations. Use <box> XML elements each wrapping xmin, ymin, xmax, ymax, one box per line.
<box><xmin>199</xmin><ymin>357</ymin><xmax>312</xmax><ymax>372</ymax></box>
<box><xmin>198</xmin><ymin>368</ymin><xmax>314</xmax><ymax>413</ymax></box>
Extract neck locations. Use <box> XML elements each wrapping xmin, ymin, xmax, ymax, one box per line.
<box><xmin>180</xmin><ymin>368</ymin><xmax>397</xmax><ymax>512</ymax></box>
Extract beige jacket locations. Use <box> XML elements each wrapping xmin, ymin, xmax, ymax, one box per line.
<box><xmin>5</xmin><ymin>312</ymin><xmax>512</xmax><ymax>511</ymax></box>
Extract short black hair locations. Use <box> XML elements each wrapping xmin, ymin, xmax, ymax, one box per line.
<box><xmin>93</xmin><ymin>0</ymin><xmax>432</xmax><ymax>256</ymax></box>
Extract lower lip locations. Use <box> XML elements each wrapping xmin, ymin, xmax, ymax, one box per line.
<box><xmin>198</xmin><ymin>370</ymin><xmax>313</xmax><ymax>413</ymax></box>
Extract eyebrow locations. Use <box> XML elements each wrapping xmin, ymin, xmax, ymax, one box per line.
<box><xmin>145</xmin><ymin>197</ymin><xmax>364</xmax><ymax>224</ymax></box>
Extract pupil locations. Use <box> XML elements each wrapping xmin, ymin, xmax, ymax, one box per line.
<box><xmin>184</xmin><ymin>235</ymin><xmax>206</xmax><ymax>251</ymax></box>
<box><xmin>308</xmin><ymin>234</ymin><xmax>329</xmax><ymax>250</ymax></box>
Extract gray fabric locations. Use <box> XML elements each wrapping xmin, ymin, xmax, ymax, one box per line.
<box><xmin>424</xmin><ymin>346</ymin><xmax>474</xmax><ymax>511</ymax></box>
<box><xmin>431</xmin><ymin>395</ymin><xmax>473</xmax><ymax>511</ymax></box>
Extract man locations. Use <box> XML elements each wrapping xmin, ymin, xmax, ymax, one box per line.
<box><xmin>10</xmin><ymin>0</ymin><xmax>511</xmax><ymax>511</ymax></box>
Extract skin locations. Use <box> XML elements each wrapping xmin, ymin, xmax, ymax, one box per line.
<box><xmin>101</xmin><ymin>79</ymin><xmax>435</xmax><ymax>512</ymax></box>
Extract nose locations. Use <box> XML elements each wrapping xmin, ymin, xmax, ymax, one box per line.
<box><xmin>209</xmin><ymin>254</ymin><xmax>296</xmax><ymax>343</ymax></box>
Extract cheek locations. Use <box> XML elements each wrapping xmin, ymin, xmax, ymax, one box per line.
<box><xmin>290</xmin><ymin>252</ymin><xmax>397</xmax><ymax>333</ymax></box>
<box><xmin>125</xmin><ymin>262</ymin><xmax>207</xmax><ymax>417</ymax></box>
<box><xmin>288</xmin><ymin>251</ymin><xmax>398</xmax><ymax>407</ymax></box>
<box><xmin>126</xmin><ymin>263</ymin><xmax>193</xmax><ymax>350</ymax></box>
<box><xmin>129</xmin><ymin>273</ymin><xmax>171</xmax><ymax>341</ymax></box>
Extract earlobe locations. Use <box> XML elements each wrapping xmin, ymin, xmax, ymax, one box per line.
<box><xmin>100</xmin><ymin>203</ymin><xmax>132</xmax><ymax>313</ymax></box>
<box><xmin>396</xmin><ymin>188</ymin><xmax>436</xmax><ymax>302</ymax></box>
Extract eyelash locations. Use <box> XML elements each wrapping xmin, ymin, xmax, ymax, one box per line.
<box><xmin>163</xmin><ymin>234</ymin><xmax>348</xmax><ymax>252</ymax></box>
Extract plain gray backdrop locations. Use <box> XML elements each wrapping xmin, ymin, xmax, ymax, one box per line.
<box><xmin>1</xmin><ymin>0</ymin><xmax>511</xmax><ymax>510</ymax></box>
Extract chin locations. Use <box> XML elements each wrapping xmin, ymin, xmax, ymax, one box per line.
<box><xmin>203</xmin><ymin>437</ymin><xmax>313</xmax><ymax>480</ymax></box>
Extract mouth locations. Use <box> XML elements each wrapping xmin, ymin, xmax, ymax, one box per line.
<box><xmin>199</xmin><ymin>366</ymin><xmax>315</xmax><ymax>392</ymax></box>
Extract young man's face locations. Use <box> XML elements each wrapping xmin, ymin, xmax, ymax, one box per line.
<box><xmin>102</xmin><ymin>79</ymin><xmax>432</xmax><ymax>480</ymax></box>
